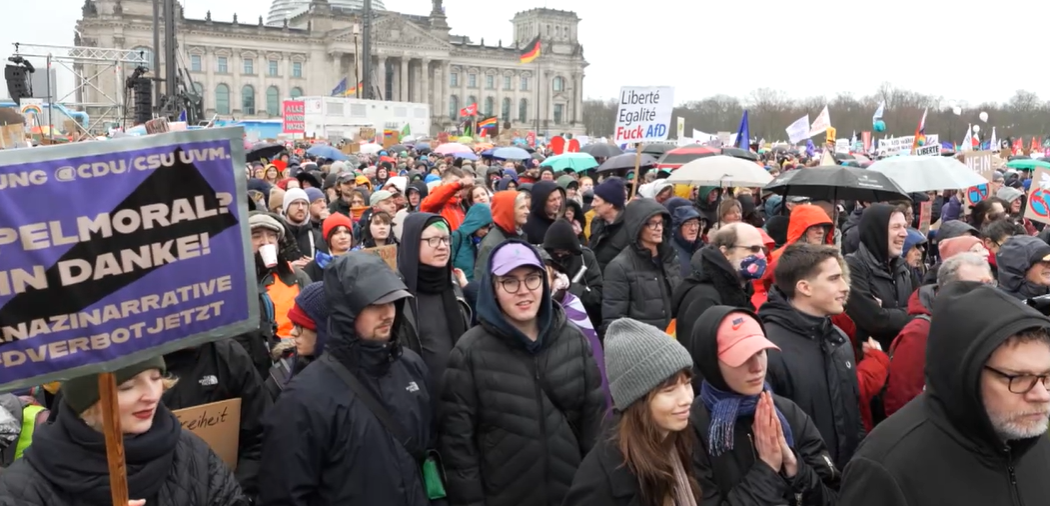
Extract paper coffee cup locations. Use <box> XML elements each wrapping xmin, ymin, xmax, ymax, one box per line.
<box><xmin>259</xmin><ymin>244</ymin><xmax>278</xmax><ymax>268</ymax></box>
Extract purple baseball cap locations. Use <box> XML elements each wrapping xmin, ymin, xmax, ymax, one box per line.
<box><xmin>491</xmin><ymin>243</ymin><xmax>544</xmax><ymax>276</ymax></box>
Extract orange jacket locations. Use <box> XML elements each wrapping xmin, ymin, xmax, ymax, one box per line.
<box><xmin>751</xmin><ymin>205</ymin><xmax>833</xmax><ymax>309</ymax></box>
<box><xmin>421</xmin><ymin>181</ymin><xmax>466</xmax><ymax>230</ymax></box>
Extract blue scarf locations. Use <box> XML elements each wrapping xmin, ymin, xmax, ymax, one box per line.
<box><xmin>314</xmin><ymin>250</ymin><xmax>334</xmax><ymax>270</ymax></box>
<box><xmin>700</xmin><ymin>381</ymin><xmax>794</xmax><ymax>457</ymax></box>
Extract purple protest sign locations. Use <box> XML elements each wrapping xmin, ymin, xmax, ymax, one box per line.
<box><xmin>0</xmin><ymin>127</ymin><xmax>257</xmax><ymax>391</ymax></box>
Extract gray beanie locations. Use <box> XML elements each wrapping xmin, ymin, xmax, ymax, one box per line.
<box><xmin>604</xmin><ymin>318</ymin><xmax>694</xmax><ymax>410</ymax></box>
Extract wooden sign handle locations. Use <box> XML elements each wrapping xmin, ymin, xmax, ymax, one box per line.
<box><xmin>629</xmin><ymin>143</ymin><xmax>644</xmax><ymax>200</ymax></box>
<box><xmin>99</xmin><ymin>372</ymin><xmax>130</xmax><ymax>506</ymax></box>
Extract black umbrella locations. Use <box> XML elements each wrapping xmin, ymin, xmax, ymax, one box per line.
<box><xmin>641</xmin><ymin>144</ymin><xmax>675</xmax><ymax>156</ymax></box>
<box><xmin>597</xmin><ymin>153</ymin><xmax>658</xmax><ymax>173</ymax></box>
<box><xmin>388</xmin><ymin>144</ymin><xmax>410</xmax><ymax>153</ymax></box>
<box><xmin>833</xmin><ymin>152</ymin><xmax>856</xmax><ymax>161</ymax></box>
<box><xmin>1009</xmin><ymin>155</ymin><xmax>1031</xmax><ymax>161</ymax></box>
<box><xmin>763</xmin><ymin>166</ymin><xmax>910</xmax><ymax>202</ymax></box>
<box><xmin>582</xmin><ymin>143</ymin><xmax>624</xmax><ymax>158</ymax></box>
<box><xmin>721</xmin><ymin>147</ymin><xmax>759</xmax><ymax>161</ymax></box>
<box><xmin>246</xmin><ymin>142</ymin><xmax>285</xmax><ymax>163</ymax></box>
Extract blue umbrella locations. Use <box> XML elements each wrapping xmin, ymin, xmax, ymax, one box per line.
<box><xmin>480</xmin><ymin>148</ymin><xmax>496</xmax><ymax>157</ymax></box>
<box><xmin>414</xmin><ymin>142</ymin><xmax>431</xmax><ymax>151</ymax></box>
<box><xmin>306</xmin><ymin>145</ymin><xmax>349</xmax><ymax>161</ymax></box>
<box><xmin>540</xmin><ymin>153</ymin><xmax>599</xmax><ymax>173</ymax></box>
<box><xmin>492</xmin><ymin>146</ymin><xmax>531</xmax><ymax>160</ymax></box>
<box><xmin>454</xmin><ymin>152</ymin><xmax>479</xmax><ymax>161</ymax></box>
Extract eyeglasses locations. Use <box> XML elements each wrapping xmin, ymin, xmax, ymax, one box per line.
<box><xmin>644</xmin><ymin>220</ymin><xmax>665</xmax><ymax>230</ymax></box>
<box><xmin>985</xmin><ymin>365</ymin><xmax>1050</xmax><ymax>394</ymax></box>
<box><xmin>732</xmin><ymin>245</ymin><xmax>765</xmax><ymax>254</ymax></box>
<box><xmin>497</xmin><ymin>273</ymin><xmax>544</xmax><ymax>293</ymax></box>
<box><xmin>421</xmin><ymin>236</ymin><xmax>451</xmax><ymax>248</ymax></box>
<box><xmin>682</xmin><ymin>221</ymin><xmax>701</xmax><ymax>229</ymax></box>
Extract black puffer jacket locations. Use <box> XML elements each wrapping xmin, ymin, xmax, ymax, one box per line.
<box><xmin>838</xmin><ymin>282</ymin><xmax>1050</xmax><ymax>506</ymax></box>
<box><xmin>844</xmin><ymin>204</ymin><xmax>913</xmax><ymax>349</ymax></box>
<box><xmin>523</xmin><ymin>181</ymin><xmax>566</xmax><ymax>244</ymax></box>
<box><xmin>0</xmin><ymin>403</ymin><xmax>244</xmax><ymax>506</ymax></box>
<box><xmin>759</xmin><ymin>287</ymin><xmax>866</xmax><ymax>470</ymax></box>
<box><xmin>601</xmin><ymin>199</ymin><xmax>681</xmax><ymax>332</ymax></box>
<box><xmin>258</xmin><ymin>252</ymin><xmax>433</xmax><ymax>506</ymax></box>
<box><xmin>690</xmin><ymin>306</ymin><xmax>839</xmax><ymax>506</ymax></box>
<box><xmin>440</xmin><ymin>240</ymin><xmax>605</xmax><ymax>506</ymax></box>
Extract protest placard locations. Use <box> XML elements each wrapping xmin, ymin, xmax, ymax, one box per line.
<box><xmin>613</xmin><ymin>86</ymin><xmax>674</xmax><ymax>144</ymax></box>
<box><xmin>0</xmin><ymin>128</ymin><xmax>258</xmax><ymax>392</ymax></box>
<box><xmin>282</xmin><ymin>101</ymin><xmax>305</xmax><ymax>134</ymax></box>
<box><xmin>915</xmin><ymin>145</ymin><xmax>940</xmax><ymax>157</ymax></box>
<box><xmin>919</xmin><ymin>201</ymin><xmax>932</xmax><ymax>235</ymax></box>
<box><xmin>362</xmin><ymin>244</ymin><xmax>398</xmax><ymax>271</ymax></box>
<box><xmin>1024</xmin><ymin>167</ymin><xmax>1050</xmax><ymax>225</ymax></box>
<box><xmin>962</xmin><ymin>151</ymin><xmax>995</xmax><ymax>206</ymax></box>
<box><xmin>173</xmin><ymin>398</ymin><xmax>241</xmax><ymax>469</ymax></box>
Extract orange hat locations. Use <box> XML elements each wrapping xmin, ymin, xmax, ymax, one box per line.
<box><xmin>938</xmin><ymin>236</ymin><xmax>983</xmax><ymax>261</ymax></box>
<box><xmin>717</xmin><ymin>312</ymin><xmax>780</xmax><ymax>367</ymax></box>
<box><xmin>322</xmin><ymin>213</ymin><xmax>354</xmax><ymax>243</ymax></box>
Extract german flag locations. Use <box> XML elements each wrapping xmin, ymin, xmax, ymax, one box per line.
<box><xmin>519</xmin><ymin>36</ymin><xmax>541</xmax><ymax>64</ymax></box>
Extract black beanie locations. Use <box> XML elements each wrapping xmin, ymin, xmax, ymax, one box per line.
<box><xmin>543</xmin><ymin>219</ymin><xmax>582</xmax><ymax>255</ymax></box>
<box><xmin>61</xmin><ymin>355</ymin><xmax>167</xmax><ymax>415</ymax></box>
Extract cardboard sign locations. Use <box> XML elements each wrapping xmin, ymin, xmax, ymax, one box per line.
<box><xmin>1024</xmin><ymin>167</ymin><xmax>1050</xmax><ymax>225</ymax></box>
<box><xmin>362</xmin><ymin>244</ymin><xmax>398</xmax><ymax>271</ymax></box>
<box><xmin>962</xmin><ymin>151</ymin><xmax>996</xmax><ymax>206</ymax></box>
<box><xmin>172</xmin><ymin>398</ymin><xmax>241</xmax><ymax>469</ymax></box>
<box><xmin>919</xmin><ymin>200</ymin><xmax>932</xmax><ymax>235</ymax></box>
<box><xmin>914</xmin><ymin>144</ymin><xmax>940</xmax><ymax>157</ymax></box>
<box><xmin>144</xmin><ymin>117</ymin><xmax>170</xmax><ymax>134</ymax></box>
<box><xmin>359</xmin><ymin>127</ymin><xmax>376</xmax><ymax>142</ymax></box>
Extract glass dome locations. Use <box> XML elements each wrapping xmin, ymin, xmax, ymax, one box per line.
<box><xmin>266</xmin><ymin>0</ymin><xmax>387</xmax><ymax>26</ymax></box>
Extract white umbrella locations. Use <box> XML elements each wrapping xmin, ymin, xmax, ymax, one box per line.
<box><xmin>359</xmin><ymin>143</ymin><xmax>383</xmax><ymax>155</ymax></box>
<box><xmin>665</xmin><ymin>155</ymin><xmax>773</xmax><ymax>187</ymax></box>
<box><xmin>868</xmin><ymin>156</ymin><xmax>988</xmax><ymax>192</ymax></box>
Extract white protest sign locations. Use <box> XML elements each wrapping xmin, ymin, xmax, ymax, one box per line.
<box><xmin>877</xmin><ymin>135</ymin><xmax>939</xmax><ymax>156</ymax></box>
<box><xmin>835</xmin><ymin>139</ymin><xmax>850</xmax><ymax>153</ymax></box>
<box><xmin>614</xmin><ymin>86</ymin><xmax>674</xmax><ymax>144</ymax></box>
<box><xmin>915</xmin><ymin>144</ymin><xmax>940</xmax><ymax>156</ymax></box>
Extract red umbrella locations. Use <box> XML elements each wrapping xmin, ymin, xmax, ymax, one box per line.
<box><xmin>656</xmin><ymin>145</ymin><xmax>720</xmax><ymax>170</ymax></box>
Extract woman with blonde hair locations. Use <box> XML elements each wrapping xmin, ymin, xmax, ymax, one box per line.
<box><xmin>0</xmin><ymin>356</ymin><xmax>246</xmax><ymax>506</ymax></box>
<box><xmin>563</xmin><ymin>318</ymin><xmax>699</xmax><ymax>506</ymax></box>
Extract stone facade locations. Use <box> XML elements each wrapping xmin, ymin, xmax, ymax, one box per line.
<box><xmin>75</xmin><ymin>0</ymin><xmax>587</xmax><ymax>136</ymax></box>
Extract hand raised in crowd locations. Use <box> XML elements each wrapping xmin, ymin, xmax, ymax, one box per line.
<box><xmin>292</xmin><ymin>257</ymin><xmax>311</xmax><ymax>268</ymax></box>
<box><xmin>753</xmin><ymin>391</ymin><xmax>783</xmax><ymax>473</ymax></box>
<box><xmin>452</xmin><ymin>268</ymin><xmax>468</xmax><ymax>288</ymax></box>
<box><xmin>460</xmin><ymin>173</ymin><xmax>475</xmax><ymax>188</ymax></box>
<box><xmin>862</xmin><ymin>337</ymin><xmax>882</xmax><ymax>353</ymax></box>
<box><xmin>317</xmin><ymin>208</ymin><xmax>331</xmax><ymax>221</ymax></box>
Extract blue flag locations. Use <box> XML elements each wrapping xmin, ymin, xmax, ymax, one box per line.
<box><xmin>735</xmin><ymin>110</ymin><xmax>750</xmax><ymax>150</ymax></box>
<box><xmin>331</xmin><ymin>77</ymin><xmax>348</xmax><ymax>97</ymax></box>
<box><xmin>177</xmin><ymin>110</ymin><xmax>187</xmax><ymax>122</ymax></box>
<box><xmin>806</xmin><ymin>139</ymin><xmax>816</xmax><ymax>157</ymax></box>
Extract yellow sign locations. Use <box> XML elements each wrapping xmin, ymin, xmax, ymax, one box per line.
<box><xmin>825</xmin><ymin>127</ymin><xmax>837</xmax><ymax>145</ymax></box>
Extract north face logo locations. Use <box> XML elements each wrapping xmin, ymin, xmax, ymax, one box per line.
<box><xmin>198</xmin><ymin>375</ymin><xmax>218</xmax><ymax>386</ymax></box>
<box><xmin>406</xmin><ymin>382</ymin><xmax>420</xmax><ymax>393</ymax></box>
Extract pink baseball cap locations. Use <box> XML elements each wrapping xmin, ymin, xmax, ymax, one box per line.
<box><xmin>717</xmin><ymin>313</ymin><xmax>780</xmax><ymax>367</ymax></box>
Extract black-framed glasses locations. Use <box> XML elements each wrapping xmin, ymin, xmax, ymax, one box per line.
<box><xmin>985</xmin><ymin>366</ymin><xmax>1050</xmax><ymax>394</ymax></box>
<box><xmin>644</xmin><ymin>220</ymin><xmax>665</xmax><ymax>230</ymax></box>
<box><xmin>732</xmin><ymin>245</ymin><xmax>765</xmax><ymax>254</ymax></box>
<box><xmin>497</xmin><ymin>274</ymin><xmax>544</xmax><ymax>293</ymax></box>
<box><xmin>421</xmin><ymin>236</ymin><xmax>451</xmax><ymax>248</ymax></box>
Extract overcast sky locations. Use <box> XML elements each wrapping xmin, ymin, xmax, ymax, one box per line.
<box><xmin>4</xmin><ymin>0</ymin><xmax>1048</xmax><ymax>106</ymax></box>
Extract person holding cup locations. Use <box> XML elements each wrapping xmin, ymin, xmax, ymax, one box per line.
<box><xmin>238</xmin><ymin>212</ymin><xmax>313</xmax><ymax>377</ymax></box>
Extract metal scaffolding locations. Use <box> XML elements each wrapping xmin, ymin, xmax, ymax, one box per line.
<box><xmin>11</xmin><ymin>42</ymin><xmax>149</xmax><ymax>139</ymax></box>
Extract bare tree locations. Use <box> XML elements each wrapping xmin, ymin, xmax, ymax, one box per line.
<box><xmin>580</xmin><ymin>84</ymin><xmax>1050</xmax><ymax>144</ymax></box>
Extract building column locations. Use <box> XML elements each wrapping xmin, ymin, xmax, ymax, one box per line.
<box><xmin>203</xmin><ymin>48</ymin><xmax>214</xmax><ymax>112</ymax></box>
<box><xmin>421</xmin><ymin>58</ymin><xmax>430</xmax><ymax>111</ymax></box>
<box><xmin>231</xmin><ymin>50</ymin><xmax>243</xmax><ymax>115</ymax></box>
<box><xmin>377</xmin><ymin>55</ymin><xmax>388</xmax><ymax>100</ymax></box>
<box><xmin>574</xmin><ymin>73</ymin><xmax>584</xmax><ymax>123</ymax></box>
<box><xmin>441</xmin><ymin>61</ymin><xmax>451</xmax><ymax>120</ymax></box>
<box><xmin>399</xmin><ymin>58</ymin><xmax>409</xmax><ymax>101</ymax></box>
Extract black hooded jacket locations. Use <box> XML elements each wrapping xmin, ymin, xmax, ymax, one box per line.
<box><xmin>439</xmin><ymin>240</ymin><xmax>605</xmax><ymax>506</ymax></box>
<box><xmin>672</xmin><ymin>246</ymin><xmax>754</xmax><ymax>348</ymax></box>
<box><xmin>0</xmin><ymin>403</ymin><xmax>244</xmax><ymax>506</ymax></box>
<box><xmin>844</xmin><ymin>203</ymin><xmax>913</xmax><ymax>349</ymax></box>
<box><xmin>543</xmin><ymin>219</ymin><xmax>604</xmax><ymax>328</ymax></box>
<box><xmin>588</xmin><ymin>208</ymin><xmax>629</xmax><ymax>273</ymax></box>
<box><xmin>688</xmin><ymin>306</ymin><xmax>839</xmax><ymax>506</ymax></box>
<box><xmin>162</xmin><ymin>340</ymin><xmax>272</xmax><ymax>498</ymax></box>
<box><xmin>258</xmin><ymin>253</ymin><xmax>433</xmax><ymax>506</ymax></box>
<box><xmin>523</xmin><ymin>181</ymin><xmax>567</xmax><ymax>244</ymax></box>
<box><xmin>396</xmin><ymin>212</ymin><xmax>470</xmax><ymax>403</ymax></box>
<box><xmin>601</xmin><ymin>199</ymin><xmax>681</xmax><ymax>332</ymax></box>
<box><xmin>838</xmin><ymin>282</ymin><xmax>1050</xmax><ymax>506</ymax></box>
<box><xmin>758</xmin><ymin>287</ymin><xmax>866</xmax><ymax>470</ymax></box>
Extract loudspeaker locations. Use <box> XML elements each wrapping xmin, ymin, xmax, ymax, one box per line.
<box><xmin>132</xmin><ymin>79</ymin><xmax>152</xmax><ymax>125</ymax></box>
<box><xmin>4</xmin><ymin>65</ymin><xmax>30</xmax><ymax>104</ymax></box>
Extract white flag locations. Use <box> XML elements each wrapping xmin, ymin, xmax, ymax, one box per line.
<box><xmin>872</xmin><ymin>102</ymin><xmax>885</xmax><ymax>122</ymax></box>
<box><xmin>808</xmin><ymin>106</ymin><xmax>831</xmax><ymax>137</ymax></box>
<box><xmin>785</xmin><ymin>115</ymin><xmax>810</xmax><ymax>144</ymax></box>
<box><xmin>990</xmin><ymin>127</ymin><xmax>998</xmax><ymax>152</ymax></box>
<box><xmin>960</xmin><ymin>124</ymin><xmax>972</xmax><ymax>152</ymax></box>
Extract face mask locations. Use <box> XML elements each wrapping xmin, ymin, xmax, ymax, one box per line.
<box><xmin>737</xmin><ymin>255</ymin><xmax>767</xmax><ymax>280</ymax></box>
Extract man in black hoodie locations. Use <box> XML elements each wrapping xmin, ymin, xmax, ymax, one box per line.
<box><xmin>844</xmin><ymin>203</ymin><xmax>913</xmax><ymax>349</ymax></box>
<box><xmin>523</xmin><ymin>180</ymin><xmax>566</xmax><ymax>244</ymax></box>
<box><xmin>839</xmin><ymin>282</ymin><xmax>1050</xmax><ymax>506</ymax></box>
<box><xmin>759</xmin><ymin>242</ymin><xmax>864</xmax><ymax>469</ymax></box>
<box><xmin>259</xmin><ymin>252</ymin><xmax>433</xmax><ymax>505</ymax></box>
<box><xmin>543</xmin><ymin>219</ymin><xmax>604</xmax><ymax>328</ymax></box>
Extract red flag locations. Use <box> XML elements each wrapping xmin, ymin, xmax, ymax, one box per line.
<box><xmin>459</xmin><ymin>103</ymin><xmax>477</xmax><ymax>117</ymax></box>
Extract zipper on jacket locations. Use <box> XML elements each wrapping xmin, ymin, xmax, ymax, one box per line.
<box><xmin>1004</xmin><ymin>447</ymin><xmax>1025</xmax><ymax>506</ymax></box>
<box><xmin>533</xmin><ymin>356</ymin><xmax>551</xmax><ymax>503</ymax></box>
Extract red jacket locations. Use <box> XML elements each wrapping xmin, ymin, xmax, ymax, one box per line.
<box><xmin>836</xmin><ymin>311</ymin><xmax>889</xmax><ymax>431</ymax></box>
<box><xmin>752</xmin><ymin>205</ymin><xmax>833</xmax><ymax>309</ymax></box>
<box><xmin>420</xmin><ymin>181</ymin><xmax>466</xmax><ymax>230</ymax></box>
<box><xmin>883</xmin><ymin>286</ymin><xmax>934</xmax><ymax>417</ymax></box>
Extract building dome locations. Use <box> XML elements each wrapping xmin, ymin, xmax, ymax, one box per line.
<box><xmin>266</xmin><ymin>0</ymin><xmax>386</xmax><ymax>25</ymax></box>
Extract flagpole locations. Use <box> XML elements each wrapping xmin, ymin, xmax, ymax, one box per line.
<box><xmin>534</xmin><ymin>48</ymin><xmax>540</xmax><ymax>136</ymax></box>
